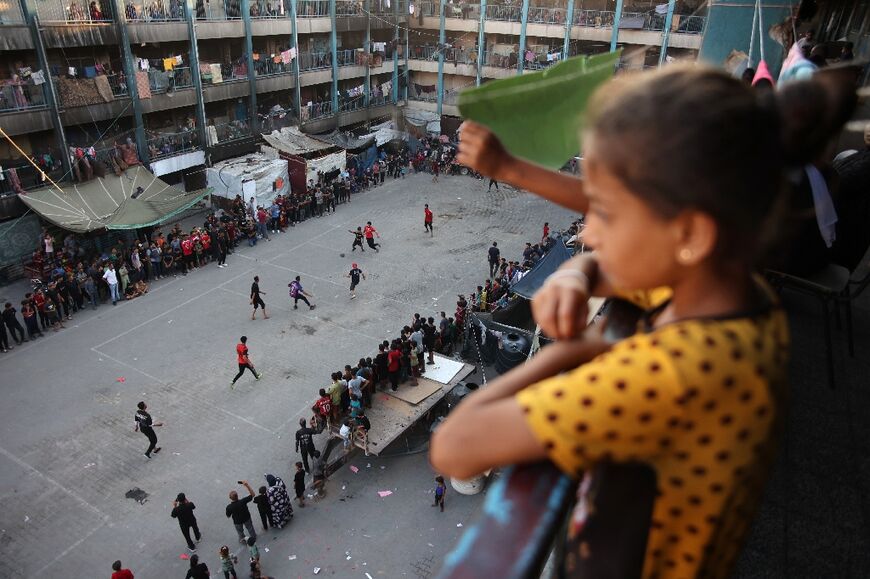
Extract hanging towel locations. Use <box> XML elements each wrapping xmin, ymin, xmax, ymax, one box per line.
<box><xmin>206</xmin><ymin>125</ymin><xmax>219</xmax><ymax>146</ymax></box>
<box><xmin>83</xmin><ymin>66</ymin><xmax>97</xmax><ymax>78</ymax></box>
<box><xmin>136</xmin><ymin>71</ymin><xmax>152</xmax><ymax>99</ymax></box>
<box><xmin>273</xmin><ymin>54</ymin><xmax>282</xmax><ymax>64</ymax></box>
<box><xmin>281</xmin><ymin>50</ymin><xmax>292</xmax><ymax>64</ymax></box>
<box><xmin>289</xmin><ymin>47</ymin><xmax>297</xmax><ymax>59</ymax></box>
<box><xmin>7</xmin><ymin>168</ymin><xmax>24</xmax><ymax>195</ymax></box>
<box><xmin>163</xmin><ymin>57</ymin><xmax>175</xmax><ymax>71</ymax></box>
<box><xmin>68</xmin><ymin>66</ymin><xmax>77</xmax><ymax>77</ymax></box>
<box><xmin>31</xmin><ymin>70</ymin><xmax>46</xmax><ymax>85</ymax></box>
<box><xmin>94</xmin><ymin>74</ymin><xmax>115</xmax><ymax>102</ymax></box>
<box><xmin>139</xmin><ymin>58</ymin><xmax>150</xmax><ymax>71</ymax></box>
<box><xmin>175</xmin><ymin>55</ymin><xmax>183</xmax><ymax>65</ymax></box>
<box><xmin>209</xmin><ymin>63</ymin><xmax>223</xmax><ymax>83</ymax></box>
<box><xmin>381</xmin><ymin>80</ymin><xmax>391</xmax><ymax>95</ymax></box>
<box><xmin>805</xmin><ymin>165</ymin><xmax>838</xmax><ymax>248</ymax></box>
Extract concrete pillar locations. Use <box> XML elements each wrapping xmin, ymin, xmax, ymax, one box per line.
<box><xmin>391</xmin><ymin>0</ymin><xmax>399</xmax><ymax>103</ymax></box>
<box><xmin>562</xmin><ymin>0</ymin><xmax>574</xmax><ymax>60</ymax></box>
<box><xmin>476</xmin><ymin>0</ymin><xmax>486</xmax><ymax>85</ymax></box>
<box><xmin>610</xmin><ymin>0</ymin><xmax>624</xmax><ymax>53</ymax></box>
<box><xmin>290</xmin><ymin>0</ymin><xmax>302</xmax><ymax>118</ymax></box>
<box><xmin>517</xmin><ymin>0</ymin><xmax>530</xmax><ymax>74</ymax></box>
<box><xmin>330</xmin><ymin>0</ymin><xmax>338</xmax><ymax>113</ymax></box>
<box><xmin>364</xmin><ymin>0</ymin><xmax>371</xmax><ymax>106</ymax></box>
<box><xmin>111</xmin><ymin>0</ymin><xmax>149</xmax><ymax>164</ymax></box>
<box><xmin>436</xmin><ymin>0</ymin><xmax>445</xmax><ymax>114</ymax></box>
<box><xmin>241</xmin><ymin>0</ymin><xmax>258</xmax><ymax>131</ymax></box>
<box><xmin>403</xmin><ymin>10</ymin><xmax>409</xmax><ymax>101</ymax></box>
<box><xmin>20</xmin><ymin>5</ymin><xmax>71</xmax><ymax>179</ymax></box>
<box><xmin>658</xmin><ymin>0</ymin><xmax>676</xmax><ymax>67</ymax></box>
<box><xmin>185</xmin><ymin>0</ymin><xmax>208</xmax><ymax>150</ymax></box>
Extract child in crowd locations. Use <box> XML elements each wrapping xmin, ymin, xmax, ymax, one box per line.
<box><xmin>294</xmin><ymin>461</ymin><xmax>306</xmax><ymax>507</ymax></box>
<box><xmin>432</xmin><ymin>475</ymin><xmax>446</xmax><ymax>512</ymax></box>
<box><xmin>219</xmin><ymin>545</ymin><xmax>238</xmax><ymax>579</ymax></box>
<box><xmin>253</xmin><ymin>486</ymin><xmax>270</xmax><ymax>532</ymax></box>
<box><xmin>431</xmin><ymin>66</ymin><xmax>856</xmax><ymax>577</ymax></box>
<box><xmin>247</xmin><ymin>536</ymin><xmax>259</xmax><ymax>563</ymax></box>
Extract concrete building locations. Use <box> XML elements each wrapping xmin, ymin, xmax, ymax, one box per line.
<box><xmin>0</xmin><ymin>0</ymin><xmax>709</xmax><ymax>195</ymax></box>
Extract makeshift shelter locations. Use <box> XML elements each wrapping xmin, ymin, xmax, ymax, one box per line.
<box><xmin>18</xmin><ymin>166</ymin><xmax>210</xmax><ymax>233</ymax></box>
<box><xmin>403</xmin><ymin>108</ymin><xmax>441</xmax><ymax>137</ymax></box>
<box><xmin>262</xmin><ymin>127</ymin><xmax>345</xmax><ymax>192</ymax></box>
<box><xmin>510</xmin><ymin>240</ymin><xmax>573</xmax><ymax>299</ymax></box>
<box><xmin>311</xmin><ymin>129</ymin><xmax>375</xmax><ymax>151</ymax></box>
<box><xmin>206</xmin><ymin>153</ymin><xmax>290</xmax><ymax>209</ymax></box>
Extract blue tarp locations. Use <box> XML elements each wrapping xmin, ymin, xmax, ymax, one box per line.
<box><xmin>511</xmin><ymin>241</ymin><xmax>573</xmax><ymax>299</ymax></box>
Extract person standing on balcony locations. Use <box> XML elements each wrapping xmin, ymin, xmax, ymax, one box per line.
<box><xmin>432</xmin><ymin>66</ymin><xmax>856</xmax><ymax>578</ymax></box>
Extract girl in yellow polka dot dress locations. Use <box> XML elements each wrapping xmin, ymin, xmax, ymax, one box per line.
<box><xmin>431</xmin><ymin>66</ymin><xmax>857</xmax><ymax>578</ymax></box>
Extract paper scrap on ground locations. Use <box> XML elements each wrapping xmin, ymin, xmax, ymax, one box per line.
<box><xmin>263</xmin><ymin>547</ymin><xmax>269</xmax><ymax>552</ymax></box>
<box><xmin>458</xmin><ymin>51</ymin><xmax>620</xmax><ymax>169</ymax></box>
<box><xmin>350</xmin><ymin>465</ymin><xmax>359</xmax><ymax>473</ymax></box>
<box><xmin>313</xmin><ymin>567</ymin><xmax>321</xmax><ymax>574</ymax></box>
<box><xmin>366</xmin><ymin>574</ymin><xmax>374</xmax><ymax>579</ymax></box>
<box><xmin>457</xmin><ymin>523</ymin><xmax>463</xmax><ymax>527</ymax></box>
<box><xmin>116</xmin><ymin>377</ymin><xmax>126</xmax><ymax>382</ymax></box>
<box><xmin>288</xmin><ymin>555</ymin><xmax>297</xmax><ymax>560</ymax></box>
<box><xmin>180</xmin><ymin>553</ymin><xmax>190</xmax><ymax>560</ymax></box>
<box><xmin>377</xmin><ymin>490</ymin><xmax>393</xmax><ymax>498</ymax></box>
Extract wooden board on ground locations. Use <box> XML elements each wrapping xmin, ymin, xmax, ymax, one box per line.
<box><xmin>363</xmin><ymin>359</ymin><xmax>475</xmax><ymax>455</ymax></box>
<box><xmin>388</xmin><ymin>376</ymin><xmax>443</xmax><ymax>405</ymax></box>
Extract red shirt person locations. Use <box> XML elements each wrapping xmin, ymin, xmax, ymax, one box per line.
<box><xmin>363</xmin><ymin>222</ymin><xmax>380</xmax><ymax>252</ymax></box>
<box><xmin>111</xmin><ymin>560</ymin><xmax>134</xmax><ymax>579</ymax></box>
<box><xmin>424</xmin><ymin>204</ymin><xmax>434</xmax><ymax>235</ymax></box>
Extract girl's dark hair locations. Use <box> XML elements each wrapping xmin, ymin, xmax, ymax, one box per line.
<box><xmin>584</xmin><ymin>66</ymin><xmax>857</xmax><ymax>260</ymax></box>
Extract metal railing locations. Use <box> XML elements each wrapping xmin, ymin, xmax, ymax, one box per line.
<box><xmin>484</xmin><ymin>4</ymin><xmax>521</xmax><ymax>22</ymax></box>
<box><xmin>195</xmin><ymin>0</ymin><xmax>242</xmax><ymax>20</ymax></box>
<box><xmin>298</xmin><ymin>51</ymin><xmax>331</xmax><ymax>71</ymax></box>
<box><xmin>417</xmin><ymin>0</ymin><xmax>435</xmax><ymax>16</ymax></box>
<box><xmin>443</xmin><ymin>46</ymin><xmax>478</xmax><ymax>66</ymax></box>
<box><xmin>335</xmin><ymin>0</ymin><xmax>361</xmax><ymax>17</ymax></box>
<box><xmin>106</xmin><ymin>73</ymin><xmax>128</xmax><ymax>97</ymax></box>
<box><xmin>249</xmin><ymin>0</ymin><xmax>286</xmax><ymax>18</ymax></box>
<box><xmin>368</xmin><ymin>93</ymin><xmax>388</xmax><ymax>106</ymax></box>
<box><xmin>296</xmin><ymin>0</ymin><xmax>328</xmax><ymax>17</ymax></box>
<box><xmin>200</xmin><ymin>62</ymin><xmax>248</xmax><ymax>84</ymax></box>
<box><xmin>338</xmin><ymin>93</ymin><xmax>365</xmax><ymax>112</ymax></box>
<box><xmin>337</xmin><ymin>48</ymin><xmax>363</xmax><ymax>67</ymax></box>
<box><xmin>408</xmin><ymin>44</ymin><xmax>439</xmax><ymax>60</ymax></box>
<box><xmin>254</xmin><ymin>58</ymin><xmax>294</xmax><ymax>76</ymax></box>
<box><xmin>211</xmin><ymin>118</ymin><xmax>253</xmax><ymax>143</ymax></box>
<box><xmin>32</xmin><ymin>0</ymin><xmax>115</xmax><ymax>23</ymax></box>
<box><xmin>146</xmin><ymin>129</ymin><xmax>200</xmax><ymax>160</ymax></box>
<box><xmin>482</xmin><ymin>50</ymin><xmax>516</xmax><ymax>68</ymax></box>
<box><xmin>125</xmin><ymin>0</ymin><xmax>186</xmax><ymax>21</ymax></box>
<box><xmin>148</xmin><ymin>66</ymin><xmax>193</xmax><ymax>93</ymax></box>
<box><xmin>527</xmin><ymin>6</ymin><xmax>566</xmax><ymax>25</ymax></box>
<box><xmin>0</xmin><ymin>81</ymin><xmax>48</xmax><ymax>112</ymax></box>
<box><xmin>0</xmin><ymin>164</ymin><xmax>64</xmax><ymax>195</ymax></box>
<box><xmin>301</xmin><ymin>100</ymin><xmax>332</xmax><ymax>121</ymax></box>
<box><xmin>0</xmin><ymin>3</ymin><xmax>26</xmax><ymax>23</ymax></box>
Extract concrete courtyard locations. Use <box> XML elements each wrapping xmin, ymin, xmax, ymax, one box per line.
<box><xmin>0</xmin><ymin>172</ymin><xmax>575</xmax><ymax>578</ymax></box>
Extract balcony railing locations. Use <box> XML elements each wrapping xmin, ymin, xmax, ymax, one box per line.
<box><xmin>249</xmin><ymin>0</ymin><xmax>287</xmax><ymax>18</ymax></box>
<box><xmin>0</xmin><ymin>163</ymin><xmax>64</xmax><ymax>196</ymax></box>
<box><xmin>146</xmin><ymin>129</ymin><xmax>200</xmax><ymax>160</ymax></box>
<box><xmin>298</xmin><ymin>51</ymin><xmax>331</xmax><ymax>71</ymax></box>
<box><xmin>482</xmin><ymin>50</ymin><xmax>517</xmax><ymax>68</ymax></box>
<box><xmin>254</xmin><ymin>58</ymin><xmax>294</xmax><ymax>76</ymax></box>
<box><xmin>408</xmin><ymin>44</ymin><xmax>439</xmax><ymax>60</ymax></box>
<box><xmin>195</xmin><ymin>0</ymin><xmax>242</xmax><ymax>20</ymax></box>
<box><xmin>443</xmin><ymin>46</ymin><xmax>478</xmax><ymax>66</ymax></box>
<box><xmin>337</xmin><ymin>48</ymin><xmax>363</xmax><ymax>67</ymax></box>
<box><xmin>484</xmin><ymin>4</ymin><xmax>521</xmax><ymax>22</ymax></box>
<box><xmin>200</xmin><ymin>62</ymin><xmax>248</xmax><ymax>84</ymax></box>
<box><xmin>32</xmin><ymin>0</ymin><xmax>114</xmax><ymax>22</ymax></box>
<box><xmin>335</xmin><ymin>0</ymin><xmax>362</xmax><ymax>17</ymax></box>
<box><xmin>210</xmin><ymin>118</ymin><xmax>253</xmax><ymax>143</ymax></box>
<box><xmin>296</xmin><ymin>0</ymin><xmax>328</xmax><ymax>17</ymax></box>
<box><xmin>527</xmin><ymin>6</ymin><xmax>566</xmax><ymax>25</ymax></box>
<box><xmin>148</xmin><ymin>66</ymin><xmax>193</xmax><ymax>93</ymax></box>
<box><xmin>368</xmin><ymin>93</ymin><xmax>388</xmax><ymax>106</ymax></box>
<box><xmin>107</xmin><ymin>73</ymin><xmax>128</xmax><ymax>97</ymax></box>
<box><xmin>125</xmin><ymin>0</ymin><xmax>185</xmax><ymax>21</ymax></box>
<box><xmin>0</xmin><ymin>3</ymin><xmax>26</xmax><ymax>22</ymax></box>
<box><xmin>301</xmin><ymin>100</ymin><xmax>332</xmax><ymax>121</ymax></box>
<box><xmin>338</xmin><ymin>93</ymin><xmax>365</xmax><ymax>112</ymax></box>
<box><xmin>0</xmin><ymin>81</ymin><xmax>48</xmax><ymax>112</ymax></box>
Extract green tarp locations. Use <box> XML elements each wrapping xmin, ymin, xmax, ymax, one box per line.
<box><xmin>18</xmin><ymin>166</ymin><xmax>210</xmax><ymax>233</ymax></box>
<box><xmin>458</xmin><ymin>51</ymin><xmax>620</xmax><ymax>169</ymax></box>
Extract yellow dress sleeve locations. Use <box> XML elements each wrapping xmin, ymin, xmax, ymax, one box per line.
<box><xmin>515</xmin><ymin>335</ymin><xmax>684</xmax><ymax>477</ymax></box>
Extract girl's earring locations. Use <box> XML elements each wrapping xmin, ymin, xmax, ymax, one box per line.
<box><xmin>678</xmin><ymin>248</ymin><xmax>693</xmax><ymax>264</ymax></box>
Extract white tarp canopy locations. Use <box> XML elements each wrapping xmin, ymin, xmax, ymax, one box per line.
<box><xmin>261</xmin><ymin>126</ymin><xmax>334</xmax><ymax>156</ymax></box>
<box><xmin>358</xmin><ymin>120</ymin><xmax>408</xmax><ymax>146</ymax></box>
<box><xmin>206</xmin><ymin>153</ymin><xmax>289</xmax><ymax>208</ymax></box>
<box><xmin>306</xmin><ymin>150</ymin><xmax>346</xmax><ymax>184</ymax></box>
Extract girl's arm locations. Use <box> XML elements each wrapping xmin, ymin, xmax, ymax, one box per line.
<box><xmin>456</xmin><ymin>121</ymin><xmax>588</xmax><ymax>213</ymax></box>
<box><xmin>430</xmin><ymin>337</ymin><xmax>610</xmax><ymax>479</ymax></box>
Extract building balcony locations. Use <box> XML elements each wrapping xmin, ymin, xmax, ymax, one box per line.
<box><xmin>298</xmin><ymin>51</ymin><xmax>331</xmax><ymax>72</ymax></box>
<box><xmin>254</xmin><ymin>58</ymin><xmax>295</xmax><ymax>77</ymax></box>
<box><xmin>300</xmin><ymin>99</ymin><xmax>333</xmax><ymax>121</ymax></box>
<box><xmin>30</xmin><ymin>0</ymin><xmax>115</xmax><ymax>23</ymax></box>
<box><xmin>296</xmin><ymin>0</ymin><xmax>329</xmax><ymax>17</ymax></box>
<box><xmin>0</xmin><ymin>81</ymin><xmax>48</xmax><ymax>113</ymax></box>
<box><xmin>124</xmin><ymin>0</ymin><xmax>186</xmax><ymax>21</ymax></box>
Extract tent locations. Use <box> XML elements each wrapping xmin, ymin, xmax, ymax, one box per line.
<box><xmin>18</xmin><ymin>166</ymin><xmax>210</xmax><ymax>233</ymax></box>
<box><xmin>261</xmin><ymin>126</ymin><xmax>334</xmax><ymax>156</ymax></box>
<box><xmin>311</xmin><ymin>129</ymin><xmax>375</xmax><ymax>151</ymax></box>
<box><xmin>510</xmin><ymin>241</ymin><xmax>573</xmax><ymax>299</ymax></box>
<box><xmin>206</xmin><ymin>153</ymin><xmax>289</xmax><ymax>209</ymax></box>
